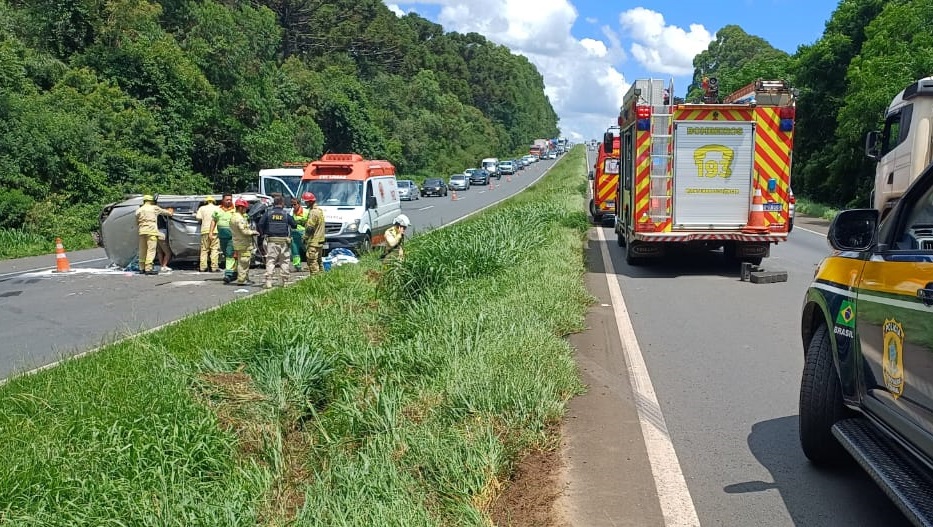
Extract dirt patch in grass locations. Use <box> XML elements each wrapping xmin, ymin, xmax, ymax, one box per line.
<box><xmin>490</xmin><ymin>447</ymin><xmax>567</xmax><ymax>527</ymax></box>
<box><xmin>195</xmin><ymin>370</ymin><xmax>315</xmax><ymax>526</ymax></box>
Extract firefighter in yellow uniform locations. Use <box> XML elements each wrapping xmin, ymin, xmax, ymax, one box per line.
<box><xmin>230</xmin><ymin>199</ymin><xmax>258</xmax><ymax>285</ymax></box>
<box><xmin>195</xmin><ymin>195</ymin><xmax>220</xmax><ymax>272</ymax></box>
<box><xmin>213</xmin><ymin>194</ymin><xmax>236</xmax><ymax>283</ymax></box>
<box><xmin>303</xmin><ymin>192</ymin><xmax>326</xmax><ymax>275</ymax></box>
<box><xmin>135</xmin><ymin>194</ymin><xmax>173</xmax><ymax>275</ymax></box>
<box><xmin>381</xmin><ymin>214</ymin><xmax>410</xmax><ymax>264</ymax></box>
<box><xmin>290</xmin><ymin>196</ymin><xmax>309</xmax><ymax>271</ymax></box>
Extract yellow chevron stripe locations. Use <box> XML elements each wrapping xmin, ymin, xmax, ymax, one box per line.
<box><xmin>673</xmin><ymin>108</ymin><xmax>752</xmax><ymax>121</ymax></box>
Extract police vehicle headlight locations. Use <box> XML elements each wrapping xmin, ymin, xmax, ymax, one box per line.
<box><xmin>345</xmin><ymin>219</ymin><xmax>360</xmax><ymax>233</ymax></box>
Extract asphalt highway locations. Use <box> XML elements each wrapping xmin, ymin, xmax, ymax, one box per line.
<box><xmin>0</xmin><ymin>157</ymin><xmax>559</xmax><ymax>380</ymax></box>
<box><xmin>578</xmin><ymin>148</ymin><xmax>909</xmax><ymax>526</ymax></box>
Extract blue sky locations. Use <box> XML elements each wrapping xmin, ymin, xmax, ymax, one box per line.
<box><xmin>384</xmin><ymin>0</ymin><xmax>839</xmax><ymax>142</ymax></box>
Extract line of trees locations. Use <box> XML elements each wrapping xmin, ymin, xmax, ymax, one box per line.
<box><xmin>684</xmin><ymin>0</ymin><xmax>929</xmax><ymax>209</ymax></box>
<box><xmin>0</xmin><ymin>0</ymin><xmax>559</xmax><ymax>242</ymax></box>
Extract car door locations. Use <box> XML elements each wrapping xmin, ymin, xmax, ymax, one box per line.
<box><xmin>856</xmin><ymin>170</ymin><xmax>933</xmax><ymax>446</ymax></box>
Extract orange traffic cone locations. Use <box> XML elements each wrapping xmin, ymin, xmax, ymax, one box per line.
<box><xmin>451</xmin><ymin>190</ymin><xmax>458</xmax><ymax>201</ymax></box>
<box><xmin>53</xmin><ymin>237</ymin><xmax>73</xmax><ymax>273</ymax></box>
<box><xmin>743</xmin><ymin>185</ymin><xmax>770</xmax><ymax>234</ymax></box>
<box><xmin>506</xmin><ymin>175</ymin><xmax>512</xmax><ymax>183</ymax></box>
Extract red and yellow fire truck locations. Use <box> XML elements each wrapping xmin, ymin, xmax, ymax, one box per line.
<box><xmin>589</xmin><ymin>127</ymin><xmax>621</xmax><ymax>224</ymax></box>
<box><xmin>612</xmin><ymin>78</ymin><xmax>796</xmax><ymax>265</ymax></box>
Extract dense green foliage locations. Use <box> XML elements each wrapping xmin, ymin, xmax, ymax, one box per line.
<box><xmin>0</xmin><ymin>0</ymin><xmax>558</xmax><ymax>249</ymax></box>
<box><xmin>0</xmin><ymin>149</ymin><xmax>588</xmax><ymax>525</ymax></box>
<box><xmin>685</xmin><ymin>0</ymin><xmax>930</xmax><ymax>208</ymax></box>
<box><xmin>686</xmin><ymin>25</ymin><xmax>794</xmax><ymax>102</ymax></box>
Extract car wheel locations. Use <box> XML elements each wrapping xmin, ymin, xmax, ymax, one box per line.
<box><xmin>799</xmin><ymin>323</ymin><xmax>853</xmax><ymax>466</ymax></box>
<box><xmin>788</xmin><ymin>217</ymin><xmax>794</xmax><ymax>233</ymax></box>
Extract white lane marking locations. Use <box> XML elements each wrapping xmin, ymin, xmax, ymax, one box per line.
<box><xmin>0</xmin><ymin>257</ymin><xmax>108</xmax><ymax>279</ymax></box>
<box><xmin>0</xmin><ymin>284</ymin><xmax>258</xmax><ymax>386</ymax></box>
<box><xmin>418</xmin><ymin>205</ymin><xmax>435</xmax><ymax>211</ymax></box>
<box><xmin>595</xmin><ymin>227</ymin><xmax>701</xmax><ymax>527</ymax></box>
<box><xmin>479</xmin><ymin>191</ymin><xmax>486</xmax><ymax>194</ymax></box>
<box><xmin>797</xmin><ymin>226</ymin><xmax>826</xmax><ymax>237</ymax></box>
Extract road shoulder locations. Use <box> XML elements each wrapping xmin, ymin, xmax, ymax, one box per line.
<box><xmin>552</xmin><ymin>232</ymin><xmax>665</xmax><ymax>526</ymax></box>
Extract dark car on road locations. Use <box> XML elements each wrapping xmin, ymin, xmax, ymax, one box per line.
<box><xmin>466</xmin><ymin>168</ymin><xmax>489</xmax><ymax>186</ymax></box>
<box><xmin>798</xmin><ymin>160</ymin><xmax>933</xmax><ymax>524</ymax></box>
<box><xmin>421</xmin><ymin>178</ymin><xmax>448</xmax><ymax>197</ymax></box>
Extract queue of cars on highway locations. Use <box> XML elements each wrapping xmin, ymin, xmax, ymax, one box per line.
<box><xmin>397</xmin><ymin>153</ymin><xmax>561</xmax><ymax>200</ymax></box>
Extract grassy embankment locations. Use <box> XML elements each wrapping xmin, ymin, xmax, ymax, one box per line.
<box><xmin>0</xmin><ymin>228</ymin><xmax>95</xmax><ymax>260</ymax></box>
<box><xmin>0</xmin><ymin>148</ymin><xmax>592</xmax><ymax>525</ymax></box>
<box><xmin>795</xmin><ymin>198</ymin><xmax>840</xmax><ymax>222</ymax></box>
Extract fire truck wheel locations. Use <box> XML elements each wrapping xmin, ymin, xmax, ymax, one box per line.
<box><xmin>625</xmin><ymin>242</ymin><xmax>642</xmax><ymax>266</ymax></box>
<box><xmin>799</xmin><ymin>324</ymin><xmax>853</xmax><ymax>466</ymax></box>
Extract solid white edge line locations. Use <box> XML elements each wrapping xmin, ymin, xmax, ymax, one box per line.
<box><xmin>796</xmin><ymin>226</ymin><xmax>826</xmax><ymax>237</ymax></box>
<box><xmin>595</xmin><ymin>226</ymin><xmax>701</xmax><ymax>527</ymax></box>
<box><xmin>0</xmin><ymin>256</ymin><xmax>109</xmax><ymax>279</ymax></box>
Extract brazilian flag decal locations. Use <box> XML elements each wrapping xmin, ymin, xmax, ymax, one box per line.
<box><xmin>836</xmin><ymin>300</ymin><xmax>856</xmax><ymax>328</ymax></box>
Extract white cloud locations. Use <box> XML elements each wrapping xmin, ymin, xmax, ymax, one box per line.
<box><xmin>383</xmin><ymin>0</ymin><xmax>627</xmax><ymax>142</ymax></box>
<box><xmin>619</xmin><ymin>7</ymin><xmax>712</xmax><ymax>75</ymax></box>
<box><xmin>580</xmin><ymin>38</ymin><xmax>608</xmax><ymax>58</ymax></box>
<box><xmin>585</xmin><ymin>16</ymin><xmax>598</xmax><ymax>24</ymax></box>
<box><xmin>386</xmin><ymin>3</ymin><xmax>406</xmax><ymax>17</ymax></box>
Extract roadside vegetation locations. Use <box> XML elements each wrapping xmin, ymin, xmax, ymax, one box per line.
<box><xmin>795</xmin><ymin>198</ymin><xmax>841</xmax><ymax>222</ymax></box>
<box><xmin>0</xmin><ymin>0</ymin><xmax>558</xmax><ymax>261</ymax></box>
<box><xmin>0</xmin><ymin>148</ymin><xmax>591</xmax><ymax>526</ymax></box>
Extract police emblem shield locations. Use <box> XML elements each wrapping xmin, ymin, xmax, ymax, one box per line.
<box><xmin>882</xmin><ymin>318</ymin><xmax>905</xmax><ymax>399</ymax></box>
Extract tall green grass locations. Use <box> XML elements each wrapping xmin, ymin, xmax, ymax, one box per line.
<box><xmin>0</xmin><ymin>147</ymin><xmax>592</xmax><ymax>525</ymax></box>
<box><xmin>0</xmin><ymin>228</ymin><xmax>95</xmax><ymax>260</ymax></box>
<box><xmin>795</xmin><ymin>198</ymin><xmax>840</xmax><ymax>221</ymax></box>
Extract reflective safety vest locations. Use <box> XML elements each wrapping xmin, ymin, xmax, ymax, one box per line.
<box><xmin>213</xmin><ymin>205</ymin><xmax>235</xmax><ymax>229</ymax></box>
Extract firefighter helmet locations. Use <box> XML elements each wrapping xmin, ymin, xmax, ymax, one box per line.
<box><xmin>234</xmin><ymin>199</ymin><xmax>249</xmax><ymax>209</ymax></box>
<box><xmin>302</xmin><ymin>191</ymin><xmax>316</xmax><ymax>203</ymax></box>
<box><xmin>394</xmin><ymin>214</ymin><xmax>411</xmax><ymax>227</ymax></box>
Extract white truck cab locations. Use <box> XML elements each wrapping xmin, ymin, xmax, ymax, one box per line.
<box><xmin>481</xmin><ymin>157</ymin><xmax>499</xmax><ymax>179</ymax></box>
<box><xmin>258</xmin><ymin>165</ymin><xmax>304</xmax><ymax>201</ymax></box>
<box><xmin>866</xmin><ymin>77</ymin><xmax>933</xmax><ymax>219</ymax></box>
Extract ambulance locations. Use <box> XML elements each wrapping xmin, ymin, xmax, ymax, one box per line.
<box><xmin>612</xmin><ymin>78</ymin><xmax>796</xmax><ymax>265</ymax></box>
<box><xmin>589</xmin><ymin>126</ymin><xmax>620</xmax><ymax>225</ymax></box>
<box><xmin>298</xmin><ymin>153</ymin><xmax>401</xmax><ymax>255</ymax></box>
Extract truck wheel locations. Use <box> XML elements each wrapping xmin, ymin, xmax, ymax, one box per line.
<box><xmin>799</xmin><ymin>324</ymin><xmax>853</xmax><ymax>466</ymax></box>
<box><xmin>625</xmin><ymin>241</ymin><xmax>642</xmax><ymax>266</ymax></box>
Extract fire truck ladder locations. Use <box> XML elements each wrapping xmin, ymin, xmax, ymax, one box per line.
<box><xmin>649</xmin><ymin>100</ymin><xmax>673</xmax><ymax>220</ymax></box>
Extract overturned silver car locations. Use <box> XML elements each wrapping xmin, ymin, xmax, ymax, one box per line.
<box><xmin>98</xmin><ymin>193</ymin><xmax>273</xmax><ymax>269</ymax></box>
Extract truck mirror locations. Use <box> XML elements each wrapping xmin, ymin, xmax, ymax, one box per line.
<box><xmin>588</xmin><ymin>170</ymin><xmax>594</xmax><ymax>180</ymax></box>
<box><xmin>827</xmin><ymin>209</ymin><xmax>879</xmax><ymax>252</ymax></box>
<box><xmin>865</xmin><ymin>130</ymin><xmax>881</xmax><ymax>160</ymax></box>
<box><xmin>366</xmin><ymin>196</ymin><xmax>377</xmax><ymax>209</ymax></box>
<box><xmin>603</xmin><ymin>132</ymin><xmax>613</xmax><ymax>153</ymax></box>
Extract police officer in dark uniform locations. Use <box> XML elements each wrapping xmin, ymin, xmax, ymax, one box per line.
<box><xmin>258</xmin><ymin>196</ymin><xmax>297</xmax><ymax>289</ymax></box>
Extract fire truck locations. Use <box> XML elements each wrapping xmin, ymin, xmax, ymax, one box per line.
<box><xmin>612</xmin><ymin>78</ymin><xmax>796</xmax><ymax>265</ymax></box>
<box><xmin>589</xmin><ymin>126</ymin><xmax>620</xmax><ymax>225</ymax></box>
